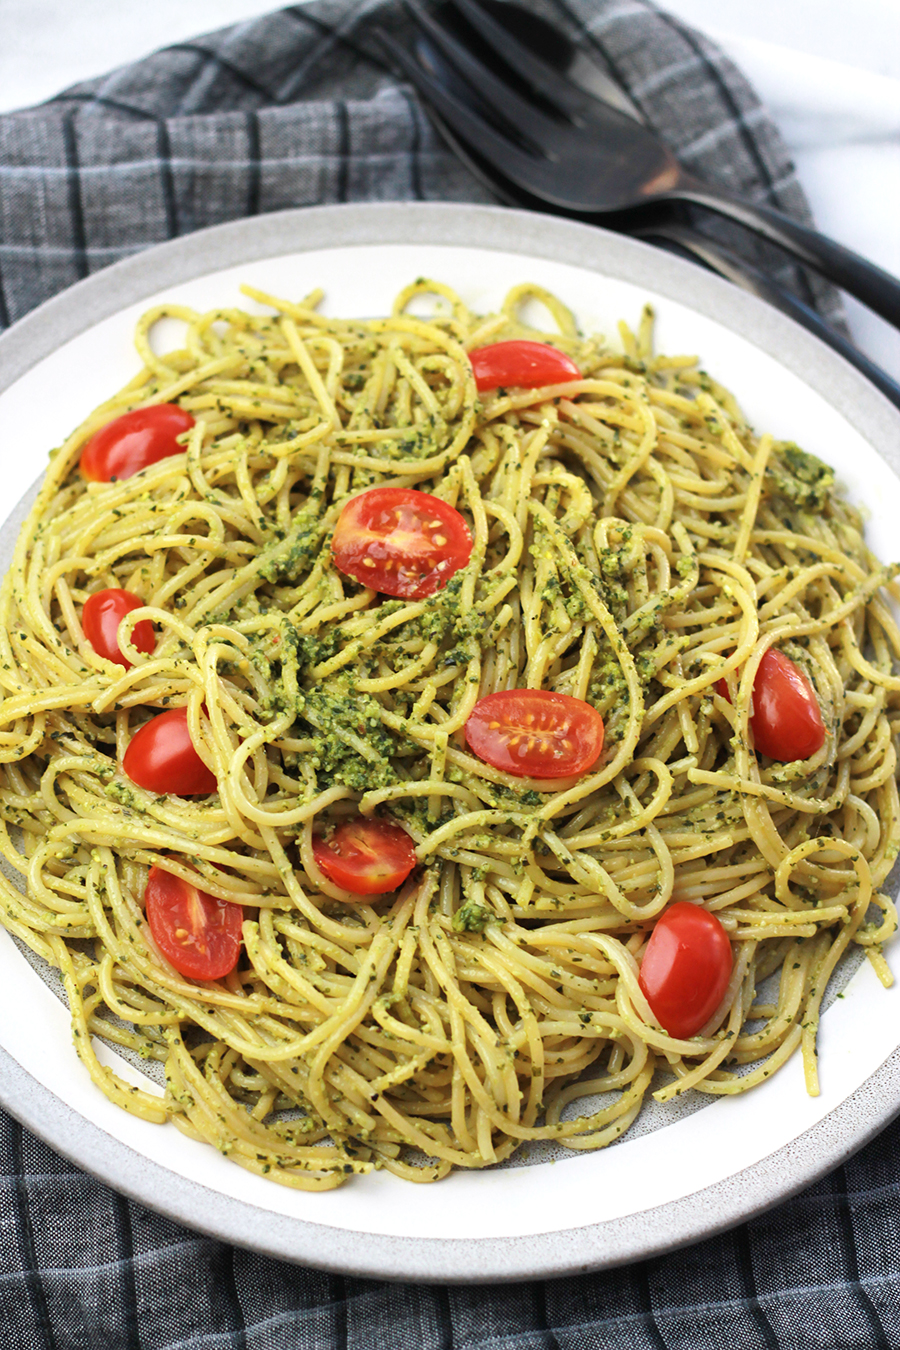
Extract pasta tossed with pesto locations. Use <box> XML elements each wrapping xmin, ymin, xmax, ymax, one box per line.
<box><xmin>0</xmin><ymin>278</ymin><xmax>896</xmax><ymax>1190</ymax></box>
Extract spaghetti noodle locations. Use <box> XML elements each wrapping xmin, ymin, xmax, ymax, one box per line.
<box><xmin>0</xmin><ymin>279</ymin><xmax>897</xmax><ymax>1189</ymax></box>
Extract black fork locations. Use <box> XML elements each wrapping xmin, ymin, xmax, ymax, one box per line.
<box><xmin>375</xmin><ymin>1</ymin><xmax>900</xmax><ymax>331</ymax></box>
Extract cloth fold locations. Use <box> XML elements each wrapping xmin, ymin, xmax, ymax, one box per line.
<box><xmin>0</xmin><ymin>4</ymin><xmax>897</xmax><ymax>1347</ymax></box>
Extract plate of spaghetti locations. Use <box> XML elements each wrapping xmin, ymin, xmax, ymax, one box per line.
<box><xmin>0</xmin><ymin>203</ymin><xmax>898</xmax><ymax>1282</ymax></box>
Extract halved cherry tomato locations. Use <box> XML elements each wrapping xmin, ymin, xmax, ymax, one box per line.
<box><xmin>331</xmin><ymin>487</ymin><xmax>472</xmax><ymax>599</ymax></box>
<box><xmin>468</xmin><ymin>340</ymin><xmax>581</xmax><ymax>392</ymax></box>
<box><xmin>716</xmin><ymin>648</ymin><xmax>825</xmax><ymax>762</ymax></box>
<box><xmin>465</xmin><ymin>689</ymin><xmax>604</xmax><ymax>778</ymax></box>
<box><xmin>312</xmin><ymin>818</ymin><xmax>417</xmax><ymax>895</ymax></box>
<box><xmin>144</xmin><ymin>864</ymin><xmax>242</xmax><ymax>980</ymax></box>
<box><xmin>639</xmin><ymin>902</ymin><xmax>733</xmax><ymax>1040</ymax></box>
<box><xmin>80</xmin><ymin>403</ymin><xmax>195</xmax><ymax>482</ymax></box>
<box><xmin>83</xmin><ymin>588</ymin><xmax>155</xmax><ymax>668</ymax></box>
<box><xmin>123</xmin><ymin>707</ymin><xmax>217</xmax><ymax>796</ymax></box>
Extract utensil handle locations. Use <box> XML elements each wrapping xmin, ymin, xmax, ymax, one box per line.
<box><xmin>744</xmin><ymin>276</ymin><xmax>900</xmax><ymax>411</ymax></box>
<box><xmin>677</xmin><ymin>177</ymin><xmax>900</xmax><ymax>328</ymax></box>
<box><xmin>641</xmin><ymin>227</ymin><xmax>900</xmax><ymax>411</ymax></box>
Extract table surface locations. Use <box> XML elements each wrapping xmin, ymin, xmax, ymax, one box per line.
<box><xmin>1</xmin><ymin>0</ymin><xmax>898</xmax><ymax>379</ymax></box>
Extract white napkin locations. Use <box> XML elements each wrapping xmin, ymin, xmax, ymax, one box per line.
<box><xmin>696</xmin><ymin>26</ymin><xmax>900</xmax><ymax>382</ymax></box>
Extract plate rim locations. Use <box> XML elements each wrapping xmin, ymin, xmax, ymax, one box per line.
<box><xmin>1</xmin><ymin>200</ymin><xmax>899</xmax><ymax>1283</ymax></box>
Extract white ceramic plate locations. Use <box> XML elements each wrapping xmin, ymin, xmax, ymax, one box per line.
<box><xmin>1</xmin><ymin>203</ymin><xmax>899</xmax><ymax>1283</ymax></box>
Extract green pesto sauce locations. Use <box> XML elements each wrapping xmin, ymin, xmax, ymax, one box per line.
<box><xmin>303</xmin><ymin>685</ymin><xmax>410</xmax><ymax>791</ymax></box>
<box><xmin>765</xmin><ymin>443</ymin><xmax>835</xmax><ymax>511</ymax></box>
<box><xmin>452</xmin><ymin>900</ymin><xmax>495</xmax><ymax>933</ymax></box>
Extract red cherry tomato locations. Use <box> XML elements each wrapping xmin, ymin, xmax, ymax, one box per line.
<box><xmin>468</xmin><ymin>340</ymin><xmax>581</xmax><ymax>392</ymax></box>
<box><xmin>80</xmin><ymin>403</ymin><xmax>195</xmax><ymax>482</ymax></box>
<box><xmin>312</xmin><ymin>818</ymin><xmax>417</xmax><ymax>895</ymax></box>
<box><xmin>465</xmin><ymin>689</ymin><xmax>604</xmax><ymax>778</ymax></box>
<box><xmin>83</xmin><ymin>588</ymin><xmax>155</xmax><ymax>668</ymax></box>
<box><xmin>715</xmin><ymin>648</ymin><xmax>825</xmax><ymax>762</ymax></box>
<box><xmin>123</xmin><ymin>707</ymin><xmax>217</xmax><ymax>796</ymax></box>
<box><xmin>639</xmin><ymin>902</ymin><xmax>733</xmax><ymax>1040</ymax></box>
<box><xmin>331</xmin><ymin>488</ymin><xmax>472</xmax><ymax>599</ymax></box>
<box><xmin>144</xmin><ymin>864</ymin><xmax>242</xmax><ymax>980</ymax></box>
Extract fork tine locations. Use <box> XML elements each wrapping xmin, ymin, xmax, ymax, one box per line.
<box><xmin>447</xmin><ymin>0</ymin><xmax>631</xmax><ymax>125</ymax></box>
<box><xmin>414</xmin><ymin>93</ymin><xmax>538</xmax><ymax>210</ymax></box>
<box><xmin>373</xmin><ymin>26</ymin><xmax>565</xmax><ymax>201</ymax></box>
<box><xmin>401</xmin><ymin>2</ymin><xmax>564</xmax><ymax>152</ymax></box>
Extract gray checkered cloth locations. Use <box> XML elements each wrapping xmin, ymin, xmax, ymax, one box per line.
<box><xmin>0</xmin><ymin>3</ymin><xmax>894</xmax><ymax>1347</ymax></box>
